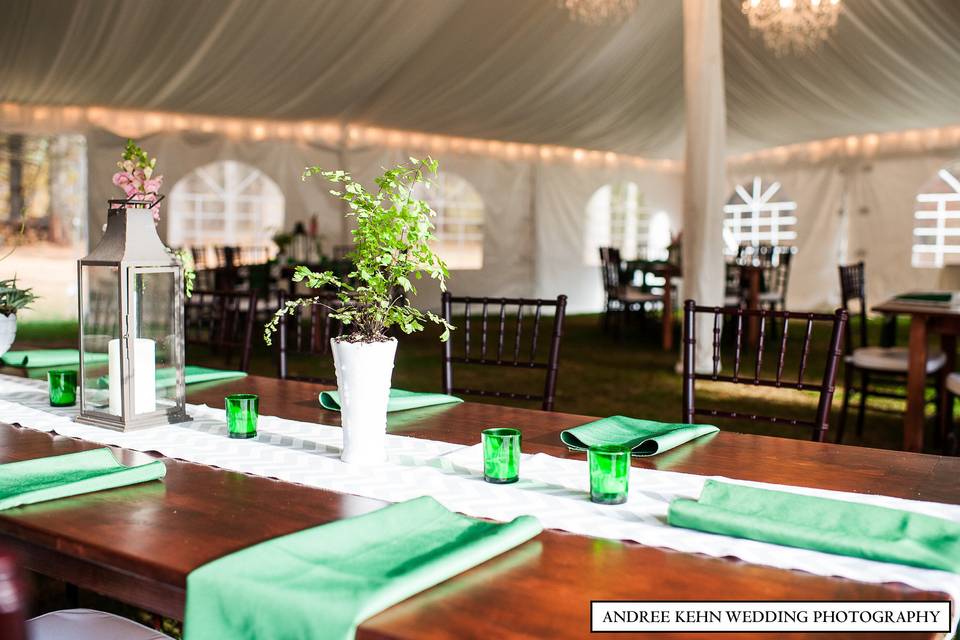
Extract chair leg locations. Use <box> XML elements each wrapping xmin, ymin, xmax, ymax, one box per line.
<box><xmin>837</xmin><ymin>364</ymin><xmax>853</xmax><ymax>443</ymax></box>
<box><xmin>946</xmin><ymin>394</ymin><xmax>959</xmax><ymax>456</ymax></box>
<box><xmin>943</xmin><ymin>387</ymin><xmax>956</xmax><ymax>454</ymax></box>
<box><xmin>856</xmin><ymin>370</ymin><xmax>869</xmax><ymax>438</ymax></box>
<box><xmin>936</xmin><ymin>370</ymin><xmax>949</xmax><ymax>449</ymax></box>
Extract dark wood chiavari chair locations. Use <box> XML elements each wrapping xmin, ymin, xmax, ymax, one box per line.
<box><xmin>276</xmin><ymin>291</ymin><xmax>344</xmax><ymax>384</ymax></box>
<box><xmin>835</xmin><ymin>261</ymin><xmax>945</xmax><ymax>443</ymax></box>
<box><xmin>441</xmin><ymin>292</ymin><xmax>567</xmax><ymax>411</ymax></box>
<box><xmin>599</xmin><ymin>247</ymin><xmax>660</xmax><ymax>335</ymax></box>
<box><xmin>184</xmin><ymin>290</ymin><xmax>258</xmax><ymax>372</ymax></box>
<box><xmin>210</xmin><ymin>246</ymin><xmax>239</xmax><ymax>290</ymax></box>
<box><xmin>758</xmin><ymin>249</ymin><xmax>793</xmax><ymax>313</ymax></box>
<box><xmin>682</xmin><ymin>300</ymin><xmax>847</xmax><ymax>442</ymax></box>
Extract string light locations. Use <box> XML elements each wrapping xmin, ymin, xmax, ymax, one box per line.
<box><xmin>728</xmin><ymin>123</ymin><xmax>960</xmax><ymax>169</ymax></box>
<box><xmin>0</xmin><ymin>101</ymin><xmax>687</xmax><ymax>171</ymax></box>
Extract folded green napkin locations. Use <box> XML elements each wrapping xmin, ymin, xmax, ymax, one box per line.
<box><xmin>895</xmin><ymin>291</ymin><xmax>956</xmax><ymax>303</ymax></box>
<box><xmin>560</xmin><ymin>416</ymin><xmax>718</xmax><ymax>456</ymax></box>
<box><xmin>1</xmin><ymin>349</ymin><xmax>109</xmax><ymax>369</ymax></box>
<box><xmin>668</xmin><ymin>480</ymin><xmax>960</xmax><ymax>573</ymax></box>
<box><xmin>184</xmin><ymin>496</ymin><xmax>541</xmax><ymax>640</ymax></box>
<box><xmin>96</xmin><ymin>366</ymin><xmax>247</xmax><ymax>389</ymax></box>
<box><xmin>0</xmin><ymin>448</ymin><xmax>166</xmax><ymax>510</ymax></box>
<box><xmin>319</xmin><ymin>388</ymin><xmax>462</xmax><ymax>413</ymax></box>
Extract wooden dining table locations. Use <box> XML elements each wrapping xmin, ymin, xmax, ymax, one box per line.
<box><xmin>0</xmin><ymin>375</ymin><xmax>958</xmax><ymax>639</ymax></box>
<box><xmin>872</xmin><ymin>298</ymin><xmax>960</xmax><ymax>453</ymax></box>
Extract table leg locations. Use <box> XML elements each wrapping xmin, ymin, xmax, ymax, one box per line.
<box><xmin>747</xmin><ymin>268</ymin><xmax>760</xmax><ymax>347</ymax></box>
<box><xmin>904</xmin><ymin>316</ymin><xmax>929</xmax><ymax>452</ymax></box>
<box><xmin>662</xmin><ymin>274</ymin><xmax>673</xmax><ymax>352</ymax></box>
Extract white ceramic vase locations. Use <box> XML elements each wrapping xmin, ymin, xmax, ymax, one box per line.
<box><xmin>331</xmin><ymin>337</ymin><xmax>397</xmax><ymax>465</ymax></box>
<box><xmin>0</xmin><ymin>313</ymin><xmax>16</xmax><ymax>358</ymax></box>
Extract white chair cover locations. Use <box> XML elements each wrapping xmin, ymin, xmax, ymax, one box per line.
<box><xmin>27</xmin><ymin>608</ymin><xmax>171</xmax><ymax>640</ymax></box>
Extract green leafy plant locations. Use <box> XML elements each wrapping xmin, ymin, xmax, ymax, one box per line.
<box><xmin>264</xmin><ymin>156</ymin><xmax>453</xmax><ymax>345</ymax></box>
<box><xmin>172</xmin><ymin>249</ymin><xmax>196</xmax><ymax>299</ymax></box>
<box><xmin>0</xmin><ymin>277</ymin><xmax>38</xmax><ymax>316</ymax></box>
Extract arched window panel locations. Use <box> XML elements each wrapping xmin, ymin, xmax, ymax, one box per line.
<box><xmin>168</xmin><ymin>161</ymin><xmax>285</xmax><ymax>251</ymax></box>
<box><xmin>413</xmin><ymin>172</ymin><xmax>485</xmax><ymax>270</ymax></box>
<box><xmin>913</xmin><ymin>163</ymin><xmax>960</xmax><ymax>268</ymax></box>
<box><xmin>583</xmin><ymin>182</ymin><xmax>659</xmax><ymax>265</ymax></box>
<box><xmin>646</xmin><ymin>211</ymin><xmax>672</xmax><ymax>261</ymax></box>
<box><xmin>723</xmin><ymin>177</ymin><xmax>797</xmax><ymax>254</ymax></box>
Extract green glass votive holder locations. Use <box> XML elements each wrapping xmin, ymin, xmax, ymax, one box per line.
<box><xmin>225</xmin><ymin>394</ymin><xmax>259</xmax><ymax>439</ymax></box>
<box><xmin>588</xmin><ymin>444</ymin><xmax>630</xmax><ymax>505</ymax></box>
<box><xmin>482</xmin><ymin>428</ymin><xmax>521</xmax><ymax>484</ymax></box>
<box><xmin>47</xmin><ymin>370</ymin><xmax>77</xmax><ymax>407</ymax></box>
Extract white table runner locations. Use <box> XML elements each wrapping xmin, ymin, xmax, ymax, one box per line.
<box><xmin>0</xmin><ymin>374</ymin><xmax>958</xmax><ymax>635</ymax></box>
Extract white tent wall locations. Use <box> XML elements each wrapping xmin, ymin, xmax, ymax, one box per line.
<box><xmin>730</xmin><ymin>144</ymin><xmax>960</xmax><ymax>313</ymax></box>
<box><xmin>845</xmin><ymin>151</ymin><xmax>960</xmax><ymax>304</ymax></box>
<box><xmin>534</xmin><ymin>162</ymin><xmax>682</xmax><ymax>313</ymax></box>
<box><xmin>86</xmin><ymin>128</ymin><xmax>342</xmax><ymax>247</ymax></box>
<box><xmin>726</xmin><ymin>163</ymin><xmax>847</xmax><ymax>310</ymax></box>
<box><xmin>10</xmin><ymin>117</ymin><xmax>960</xmax><ymax>321</ymax></box>
<box><xmin>84</xmin><ymin>132</ymin><xmax>682</xmax><ymax>314</ymax></box>
<box><xmin>345</xmin><ymin>147</ymin><xmax>537</xmax><ymax>307</ymax></box>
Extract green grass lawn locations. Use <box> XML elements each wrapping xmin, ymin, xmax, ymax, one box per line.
<box><xmin>13</xmin><ymin>313</ymin><xmax>945</xmax><ymax>453</ymax></box>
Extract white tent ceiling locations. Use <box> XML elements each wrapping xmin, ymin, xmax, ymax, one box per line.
<box><xmin>1</xmin><ymin>0</ymin><xmax>959</xmax><ymax>157</ymax></box>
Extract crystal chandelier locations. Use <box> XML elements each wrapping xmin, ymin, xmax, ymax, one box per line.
<box><xmin>741</xmin><ymin>0</ymin><xmax>842</xmax><ymax>56</ymax></box>
<box><xmin>557</xmin><ymin>0</ymin><xmax>638</xmax><ymax>25</ymax></box>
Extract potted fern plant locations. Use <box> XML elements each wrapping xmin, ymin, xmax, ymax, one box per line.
<box><xmin>0</xmin><ymin>277</ymin><xmax>38</xmax><ymax>357</ymax></box>
<box><xmin>265</xmin><ymin>157</ymin><xmax>453</xmax><ymax>464</ymax></box>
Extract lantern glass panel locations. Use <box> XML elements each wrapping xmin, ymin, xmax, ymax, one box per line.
<box><xmin>80</xmin><ymin>265</ymin><xmax>121</xmax><ymax>416</ymax></box>
<box><xmin>129</xmin><ymin>268</ymin><xmax>179</xmax><ymax>416</ymax></box>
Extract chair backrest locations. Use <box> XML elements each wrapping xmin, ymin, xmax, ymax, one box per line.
<box><xmin>189</xmin><ymin>246</ymin><xmax>209</xmax><ymax>270</ymax></box>
<box><xmin>681</xmin><ymin>300</ymin><xmax>847</xmax><ymax>442</ymax></box>
<box><xmin>214</xmin><ymin>246</ymin><xmax>238</xmax><ymax>269</ymax></box>
<box><xmin>598</xmin><ymin>247</ymin><xmax>622</xmax><ymax>295</ymax></box>
<box><xmin>0</xmin><ymin>548</ymin><xmax>27</xmax><ymax>640</ymax></box>
<box><xmin>441</xmin><ymin>293</ymin><xmax>568</xmax><ymax>411</ymax></box>
<box><xmin>276</xmin><ymin>291</ymin><xmax>344</xmax><ymax>384</ymax></box>
<box><xmin>837</xmin><ymin>261</ymin><xmax>868</xmax><ymax>354</ymax></box>
<box><xmin>184</xmin><ymin>289</ymin><xmax>258</xmax><ymax>372</ymax></box>
<box><xmin>762</xmin><ymin>250</ymin><xmax>794</xmax><ymax>299</ymax></box>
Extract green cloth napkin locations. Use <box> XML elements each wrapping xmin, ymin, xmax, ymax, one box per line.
<box><xmin>319</xmin><ymin>388</ymin><xmax>462</xmax><ymax>413</ymax></box>
<box><xmin>560</xmin><ymin>416</ymin><xmax>718</xmax><ymax>456</ymax></box>
<box><xmin>668</xmin><ymin>480</ymin><xmax>960</xmax><ymax>573</ymax></box>
<box><xmin>0</xmin><ymin>448</ymin><xmax>166</xmax><ymax>510</ymax></box>
<box><xmin>184</xmin><ymin>496</ymin><xmax>541</xmax><ymax>640</ymax></box>
<box><xmin>96</xmin><ymin>366</ymin><xmax>247</xmax><ymax>389</ymax></box>
<box><xmin>1</xmin><ymin>349</ymin><xmax>109</xmax><ymax>369</ymax></box>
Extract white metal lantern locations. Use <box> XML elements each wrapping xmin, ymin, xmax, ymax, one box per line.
<box><xmin>76</xmin><ymin>198</ymin><xmax>191</xmax><ymax>430</ymax></box>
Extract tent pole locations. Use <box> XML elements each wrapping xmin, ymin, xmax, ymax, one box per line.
<box><xmin>681</xmin><ymin>0</ymin><xmax>727</xmax><ymax>372</ymax></box>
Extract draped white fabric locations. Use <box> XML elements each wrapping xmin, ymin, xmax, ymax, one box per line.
<box><xmin>728</xmin><ymin>150</ymin><xmax>960</xmax><ymax>312</ymax></box>
<box><xmin>3</xmin><ymin>0</ymin><xmax>960</xmax><ymax>315</ymax></box>
<box><xmin>2</xmin><ymin>0</ymin><xmax>959</xmax><ymax>156</ymax></box>
<box><xmin>682</xmin><ymin>0</ymin><xmax>726</xmax><ymax>369</ymax></box>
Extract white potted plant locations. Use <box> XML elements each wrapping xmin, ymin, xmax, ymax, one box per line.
<box><xmin>0</xmin><ymin>277</ymin><xmax>38</xmax><ymax>357</ymax></box>
<box><xmin>264</xmin><ymin>157</ymin><xmax>453</xmax><ymax>465</ymax></box>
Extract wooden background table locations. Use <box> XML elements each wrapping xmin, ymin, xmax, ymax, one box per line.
<box><xmin>0</xmin><ymin>375</ymin><xmax>957</xmax><ymax>639</ymax></box>
<box><xmin>872</xmin><ymin>299</ymin><xmax>960</xmax><ymax>452</ymax></box>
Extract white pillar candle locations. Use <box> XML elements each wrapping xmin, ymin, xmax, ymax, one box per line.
<box><xmin>108</xmin><ymin>338</ymin><xmax>156</xmax><ymax>416</ymax></box>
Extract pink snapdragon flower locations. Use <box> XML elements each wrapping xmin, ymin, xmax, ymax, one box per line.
<box><xmin>112</xmin><ymin>140</ymin><xmax>163</xmax><ymax>224</ymax></box>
